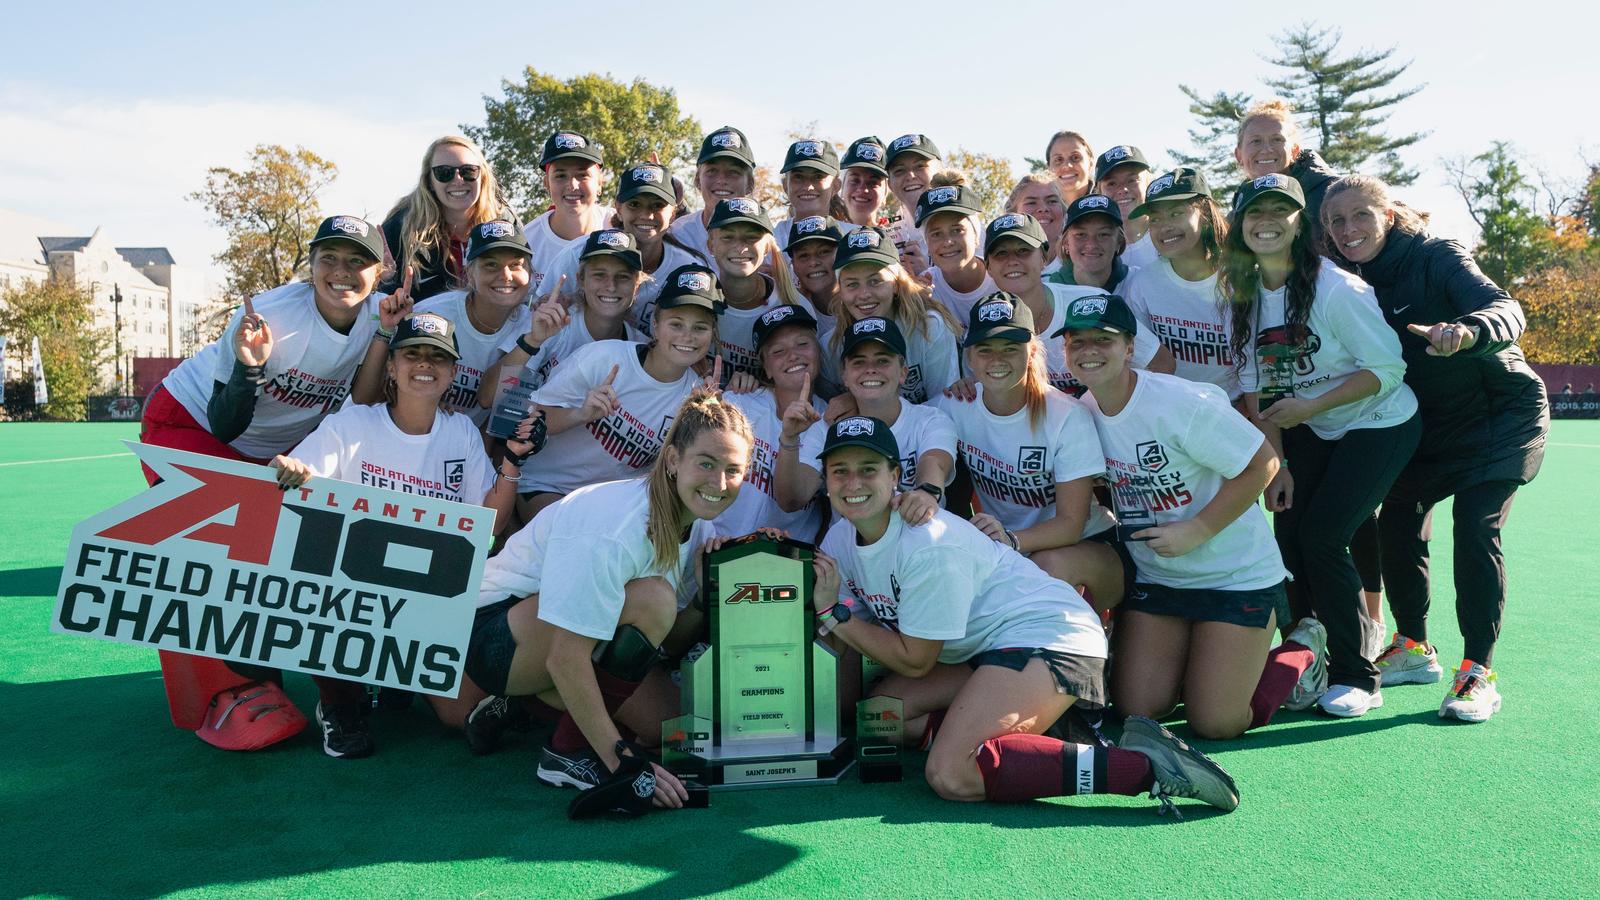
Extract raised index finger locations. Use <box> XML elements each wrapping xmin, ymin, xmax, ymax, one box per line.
<box><xmin>242</xmin><ymin>294</ymin><xmax>256</xmax><ymax>320</ymax></box>
<box><xmin>800</xmin><ymin>371</ymin><xmax>812</xmax><ymax>404</ymax></box>
<box><xmin>602</xmin><ymin>364</ymin><xmax>620</xmax><ymax>386</ymax></box>
<box><xmin>1405</xmin><ymin>323</ymin><xmax>1433</xmax><ymax>339</ymax></box>
<box><xmin>402</xmin><ymin>265</ymin><xmax>414</xmax><ymax>293</ymax></box>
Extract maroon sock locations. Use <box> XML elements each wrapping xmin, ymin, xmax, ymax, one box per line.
<box><xmin>1249</xmin><ymin>640</ymin><xmax>1314</xmax><ymax>729</ymax></box>
<box><xmin>549</xmin><ymin>667</ymin><xmax>642</xmax><ymax>755</ymax></box>
<box><xmin>974</xmin><ymin>733</ymin><xmax>1154</xmax><ymax>802</ymax></box>
<box><xmin>312</xmin><ymin>676</ymin><xmax>365</xmax><ymax>707</ymax></box>
<box><xmin>916</xmin><ymin>709</ymin><xmax>947</xmax><ymax>752</ymax></box>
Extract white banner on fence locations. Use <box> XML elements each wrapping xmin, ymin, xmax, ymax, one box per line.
<box><xmin>31</xmin><ymin>335</ymin><xmax>48</xmax><ymax>406</ymax></box>
<box><xmin>52</xmin><ymin>442</ymin><xmax>494</xmax><ymax>697</ymax></box>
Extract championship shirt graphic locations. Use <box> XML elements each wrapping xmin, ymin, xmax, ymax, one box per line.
<box><xmin>960</xmin><ymin>440</ymin><xmax>1055</xmax><ymax>509</ymax></box>
<box><xmin>1107</xmin><ymin>446</ymin><xmax>1194</xmax><ymax>516</ymax></box>
<box><xmin>441</xmin><ymin>361</ymin><xmax>485</xmax><ymax>411</ymax></box>
<box><xmin>263</xmin><ymin>366</ymin><xmax>350</xmax><ymax>413</ymax></box>
<box><xmin>586</xmin><ymin>406</ymin><xmax>669</xmax><ymax>469</ymax></box>
<box><xmin>845</xmin><ymin>573</ymin><xmax>900</xmax><ymax>626</ymax></box>
<box><xmin>1147</xmin><ymin>314</ymin><xmax>1232</xmax><ymax>370</ymax></box>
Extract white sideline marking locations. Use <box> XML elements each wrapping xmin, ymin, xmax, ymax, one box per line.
<box><xmin>0</xmin><ymin>452</ymin><xmax>135</xmax><ymax>467</ymax></box>
<box><xmin>1548</xmin><ymin>442</ymin><xmax>1600</xmax><ymax>449</ymax></box>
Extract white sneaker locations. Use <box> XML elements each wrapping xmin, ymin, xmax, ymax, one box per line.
<box><xmin>1439</xmin><ymin>663</ymin><xmax>1501</xmax><ymax>723</ymax></box>
<box><xmin>1282</xmin><ymin>618</ymin><xmax>1329</xmax><ymax>711</ymax></box>
<box><xmin>1374</xmin><ymin>633</ymin><xmax>1444</xmax><ymax>686</ymax></box>
<box><xmin>1317</xmin><ymin>684</ymin><xmax>1384</xmax><ymax>718</ymax></box>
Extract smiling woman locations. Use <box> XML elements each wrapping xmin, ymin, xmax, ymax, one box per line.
<box><xmin>382</xmin><ymin>136</ymin><xmax>514</xmax><ymax>302</ymax></box>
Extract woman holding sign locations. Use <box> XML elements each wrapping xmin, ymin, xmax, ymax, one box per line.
<box><xmin>513</xmin><ymin>264</ymin><xmax>723</xmax><ymax>522</ymax></box>
<box><xmin>1321</xmin><ymin>174</ymin><xmax>1547</xmax><ymax>722</ymax></box>
<box><xmin>139</xmin><ymin>214</ymin><xmax>398</xmax><ymax>753</ymax></box>
<box><xmin>269</xmin><ymin>313</ymin><xmax>543</xmax><ymax>756</ymax></box>
<box><xmin>466</xmin><ymin>388</ymin><xmax>753</xmax><ymax>816</ymax></box>
<box><xmin>1220</xmin><ymin>174</ymin><xmax>1420</xmax><ymax>719</ymax></box>
<box><xmin>811</xmin><ymin>414</ymin><xmax>1240</xmax><ymax>817</ymax></box>
<box><xmin>1060</xmin><ymin>293</ymin><xmax>1327</xmax><ymax>739</ymax></box>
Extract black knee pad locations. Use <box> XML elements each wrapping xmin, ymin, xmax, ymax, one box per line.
<box><xmin>591</xmin><ymin>624</ymin><xmax>666</xmax><ymax>683</ymax></box>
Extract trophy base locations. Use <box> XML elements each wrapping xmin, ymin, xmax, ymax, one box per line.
<box><xmin>680</xmin><ymin>738</ymin><xmax>856</xmax><ymax>791</ymax></box>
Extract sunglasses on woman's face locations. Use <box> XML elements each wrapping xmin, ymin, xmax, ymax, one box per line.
<box><xmin>431</xmin><ymin>164</ymin><xmax>481</xmax><ymax>183</ymax></box>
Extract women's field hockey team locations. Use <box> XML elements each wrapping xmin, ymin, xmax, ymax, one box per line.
<box><xmin>140</xmin><ymin>100</ymin><xmax>1548</xmax><ymax>818</ymax></box>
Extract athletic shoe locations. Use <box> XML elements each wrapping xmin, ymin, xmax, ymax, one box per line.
<box><xmin>537</xmin><ymin>744</ymin><xmax>606</xmax><ymax>791</ymax></box>
<box><xmin>1118</xmin><ymin>715</ymin><xmax>1239</xmax><ymax>819</ymax></box>
<box><xmin>1360</xmin><ymin>613</ymin><xmax>1387</xmax><ymax>662</ymax></box>
<box><xmin>315</xmin><ymin>702</ymin><xmax>375</xmax><ymax>759</ymax></box>
<box><xmin>1439</xmin><ymin>662</ymin><xmax>1501</xmax><ymax>723</ymax></box>
<box><xmin>463</xmin><ymin>694</ymin><xmax>529</xmax><ymax>756</ymax></box>
<box><xmin>1375</xmin><ymin>633</ymin><xmax>1444</xmax><ymax>686</ymax></box>
<box><xmin>197</xmin><ymin>681</ymin><xmax>307</xmax><ymax>751</ymax></box>
<box><xmin>1282</xmin><ymin>617</ymin><xmax>1329</xmax><ymax>712</ymax></box>
<box><xmin>1317</xmin><ymin>684</ymin><xmax>1384</xmax><ymax>718</ymax></box>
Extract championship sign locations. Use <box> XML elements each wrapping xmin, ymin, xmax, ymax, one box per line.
<box><xmin>52</xmin><ymin>443</ymin><xmax>494</xmax><ymax>697</ymax></box>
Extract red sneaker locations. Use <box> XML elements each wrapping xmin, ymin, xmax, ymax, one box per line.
<box><xmin>196</xmin><ymin>682</ymin><xmax>307</xmax><ymax>751</ymax></box>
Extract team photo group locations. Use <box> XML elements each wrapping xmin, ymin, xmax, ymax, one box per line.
<box><xmin>131</xmin><ymin>100</ymin><xmax>1548</xmax><ymax>819</ymax></box>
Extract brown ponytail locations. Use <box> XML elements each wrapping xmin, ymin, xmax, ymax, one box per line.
<box><xmin>644</xmin><ymin>388</ymin><xmax>754</xmax><ymax>568</ymax></box>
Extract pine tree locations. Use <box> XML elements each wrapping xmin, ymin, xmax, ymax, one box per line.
<box><xmin>1265</xmin><ymin>23</ymin><xmax>1427</xmax><ymax>185</ymax></box>
<box><xmin>1170</xmin><ymin>86</ymin><xmax>1254</xmax><ymax>193</ymax></box>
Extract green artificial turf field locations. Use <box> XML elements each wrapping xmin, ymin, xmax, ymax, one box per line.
<box><xmin>3</xmin><ymin>422</ymin><xmax>1598</xmax><ymax>899</ymax></box>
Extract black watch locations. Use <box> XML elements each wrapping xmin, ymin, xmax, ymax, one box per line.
<box><xmin>915</xmin><ymin>482</ymin><xmax>944</xmax><ymax>501</ymax></box>
<box><xmin>830</xmin><ymin>602</ymin><xmax>852</xmax><ymax>624</ymax></box>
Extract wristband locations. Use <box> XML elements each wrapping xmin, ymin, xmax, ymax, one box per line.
<box><xmin>498</xmin><ymin>467</ymin><xmax>520</xmax><ymax>481</ymax></box>
<box><xmin>516</xmin><ymin>335</ymin><xmax>541</xmax><ymax>356</ymax></box>
<box><xmin>375</xmin><ymin>326</ymin><xmax>395</xmax><ymax>341</ymax></box>
<box><xmin>779</xmin><ymin>438</ymin><xmax>801</xmax><ymax>450</ymax></box>
<box><xmin>1004</xmin><ymin>530</ymin><xmax>1020</xmax><ymax>551</ymax></box>
<box><xmin>915</xmin><ymin>482</ymin><xmax>944</xmax><ymax>502</ymax></box>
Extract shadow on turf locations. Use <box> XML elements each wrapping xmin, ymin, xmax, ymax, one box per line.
<box><xmin>0</xmin><ymin>566</ymin><xmax>62</xmax><ymax>598</ymax></box>
<box><xmin>4</xmin><ymin>671</ymin><xmax>1249</xmax><ymax>898</ymax></box>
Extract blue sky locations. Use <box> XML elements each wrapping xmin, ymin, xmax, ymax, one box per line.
<box><xmin>4</xmin><ymin>0</ymin><xmax>1595</xmax><ymax>284</ymax></box>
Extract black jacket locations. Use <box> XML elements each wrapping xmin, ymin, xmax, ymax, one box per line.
<box><xmin>1341</xmin><ymin>229</ymin><xmax>1548</xmax><ymax>502</ymax></box>
<box><xmin>378</xmin><ymin>209</ymin><xmax>463</xmax><ymax>301</ymax></box>
<box><xmin>1287</xmin><ymin>149</ymin><xmax>1338</xmax><ymax>246</ymax></box>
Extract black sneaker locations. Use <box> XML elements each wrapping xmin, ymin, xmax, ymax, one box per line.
<box><xmin>536</xmin><ymin>743</ymin><xmax>606</xmax><ymax>790</ymax></box>
<box><xmin>1118</xmin><ymin>715</ymin><xmax>1237</xmax><ymax>818</ymax></box>
<box><xmin>315</xmin><ymin>702</ymin><xmax>375</xmax><ymax>759</ymax></box>
<box><xmin>463</xmin><ymin>694</ymin><xmax>529</xmax><ymax>756</ymax></box>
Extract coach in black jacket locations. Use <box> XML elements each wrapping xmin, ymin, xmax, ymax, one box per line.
<box><xmin>1320</xmin><ymin>175</ymin><xmax>1547</xmax><ymax>721</ymax></box>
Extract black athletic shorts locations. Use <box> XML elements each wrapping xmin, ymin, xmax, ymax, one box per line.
<box><xmin>1084</xmin><ymin>526</ymin><xmax>1137</xmax><ymax>589</ymax></box>
<box><xmin>466</xmin><ymin>597</ymin><xmax>520</xmax><ymax>696</ymax></box>
<box><xmin>1120</xmin><ymin>580</ymin><xmax>1289</xmax><ymax>629</ymax></box>
<box><xmin>968</xmin><ymin>647</ymin><xmax>1108</xmax><ymax>710</ymax></box>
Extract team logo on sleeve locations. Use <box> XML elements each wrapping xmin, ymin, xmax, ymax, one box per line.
<box><xmin>596</xmin><ymin>230</ymin><xmax>629</xmax><ymax>248</ymax></box>
<box><xmin>330</xmin><ymin>216</ymin><xmax>368</xmax><ymax>236</ymax></box>
<box><xmin>845</xmin><ymin>230</ymin><xmax>881</xmax><ymax>249</ymax></box>
<box><xmin>889</xmin><ymin>134</ymin><xmax>919</xmax><ymax>152</ymax></box>
<box><xmin>794</xmin><ymin>140</ymin><xmax>824</xmax><ymax>157</ymax></box>
<box><xmin>678</xmin><ymin>271</ymin><xmax>713</xmax><ymax>292</ymax></box>
<box><xmin>444</xmin><ymin>459</ymin><xmax>465</xmax><ymax>493</ymax></box>
<box><xmin>976</xmin><ymin>300</ymin><xmax>1012</xmax><ymax>322</ymax></box>
<box><xmin>1079</xmin><ymin>195</ymin><xmax>1111</xmax><ymax>210</ymax></box>
<box><xmin>924</xmin><ymin>186</ymin><xmax>958</xmax><ymax>205</ymax></box>
<box><xmin>853</xmin><ymin>143</ymin><xmax>883</xmax><ymax>162</ymax></box>
<box><xmin>1136</xmin><ymin>441</ymin><xmax>1169</xmax><ymax>473</ymax></box>
<box><xmin>795</xmin><ymin>216</ymin><xmax>825</xmax><ymax>234</ymax></box>
<box><xmin>553</xmin><ymin>132</ymin><xmax>586</xmax><ymax>149</ymax></box>
<box><xmin>1017</xmin><ymin>446</ymin><xmax>1046</xmax><ymax>475</ymax></box>
<box><xmin>630</xmin><ymin>165</ymin><xmax>664</xmax><ymax>183</ymax></box>
<box><xmin>760</xmin><ymin>306</ymin><xmax>796</xmax><ymax>327</ymax></box>
<box><xmin>710</xmin><ymin>131</ymin><xmax>743</xmax><ymax>149</ymax></box>
<box><xmin>1146</xmin><ymin>174</ymin><xmax>1175</xmax><ymax>198</ymax></box>
<box><xmin>837</xmin><ymin>417</ymin><xmax>875</xmax><ymax>436</ymax></box>
<box><xmin>481</xmin><ymin>221</ymin><xmax>513</xmax><ymax>238</ymax></box>
<box><xmin>1069</xmin><ymin>296</ymin><xmax>1108</xmax><ymax>318</ymax></box>
<box><xmin>1252</xmin><ymin>174</ymin><xmax>1289</xmax><ymax>189</ymax></box>
<box><xmin>412</xmin><ymin>314</ymin><xmax>449</xmax><ymax>335</ymax></box>
<box><xmin>726</xmin><ymin>197</ymin><xmax>760</xmax><ymax>215</ymax></box>
<box><xmin>852</xmin><ymin>318</ymin><xmax>886</xmax><ymax>335</ymax></box>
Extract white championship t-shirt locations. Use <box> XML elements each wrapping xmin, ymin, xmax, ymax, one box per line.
<box><xmin>1122</xmin><ymin>232</ymin><xmax>1158</xmax><ymax>269</ymax></box>
<box><xmin>476</xmin><ymin>479</ymin><xmax>714</xmax><ymax>639</ymax></box>
<box><xmin>1041</xmin><ymin>282</ymin><xmax>1161</xmax><ymax>395</ymax></box>
<box><xmin>539</xmin><ymin>237</ymin><xmax>706</xmax><ymax>339</ymax></box>
<box><xmin>498</xmin><ymin>304</ymin><xmax>647</xmax><ymax>395</ymax></box>
<box><xmin>522</xmin><ymin>207</ymin><xmax>615</xmax><ymax>296</ymax></box>
<box><xmin>161</xmin><ymin>282</ymin><xmax>382</xmax><ymax>459</ymax></box>
<box><xmin>289</xmin><ymin>404</ymin><xmax>495</xmax><ymax>504</ymax></box>
<box><xmin>666</xmin><ymin>213</ymin><xmax>711</xmax><ymax>261</ymax></box>
<box><xmin>1120</xmin><ymin>259</ymin><xmax>1239</xmax><ymax>397</ymax></box>
<box><xmin>1081</xmin><ymin>371</ymin><xmax>1288</xmax><ymax>591</ymax></box>
<box><xmin>929</xmin><ymin>268</ymin><xmax>997</xmax><ymax>324</ymax></box>
<box><xmin>820</xmin><ymin>510</ymin><xmax>1107</xmax><ymax>663</ymax></box>
<box><xmin>520</xmin><ymin>339</ymin><xmax>698</xmax><ymax>494</ymax></box>
<box><xmin>820</xmin><ymin>311</ymin><xmax>961</xmax><ymax>406</ymax></box>
<box><xmin>934</xmin><ymin>385</ymin><xmax>1113</xmax><ymax>535</ymax></box>
<box><xmin>718</xmin><ymin>280</ymin><xmax>820</xmax><ymax>377</ymax></box>
<box><xmin>714</xmin><ymin>388</ymin><xmax>827</xmax><ymax>541</ymax></box>
<box><xmin>414</xmin><ymin>290</ymin><xmax>532</xmax><ymax>426</ymax></box>
<box><xmin>1237</xmin><ymin>259</ymin><xmax>1418</xmax><ymax>440</ymax></box>
<box><xmin>798</xmin><ymin>397</ymin><xmax>956</xmax><ymax>493</ymax></box>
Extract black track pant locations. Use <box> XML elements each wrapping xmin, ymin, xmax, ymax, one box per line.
<box><xmin>1379</xmin><ymin>479</ymin><xmax>1519</xmax><ymax>666</ymax></box>
<box><xmin>1276</xmin><ymin>414</ymin><xmax>1421</xmax><ymax>692</ymax></box>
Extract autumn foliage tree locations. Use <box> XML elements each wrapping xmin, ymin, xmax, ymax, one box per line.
<box><xmin>0</xmin><ymin>279</ymin><xmax>109</xmax><ymax>420</ymax></box>
<box><xmin>190</xmin><ymin>145</ymin><xmax>337</xmax><ymax>303</ymax></box>
<box><xmin>1517</xmin><ymin>260</ymin><xmax>1600</xmax><ymax>365</ymax></box>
